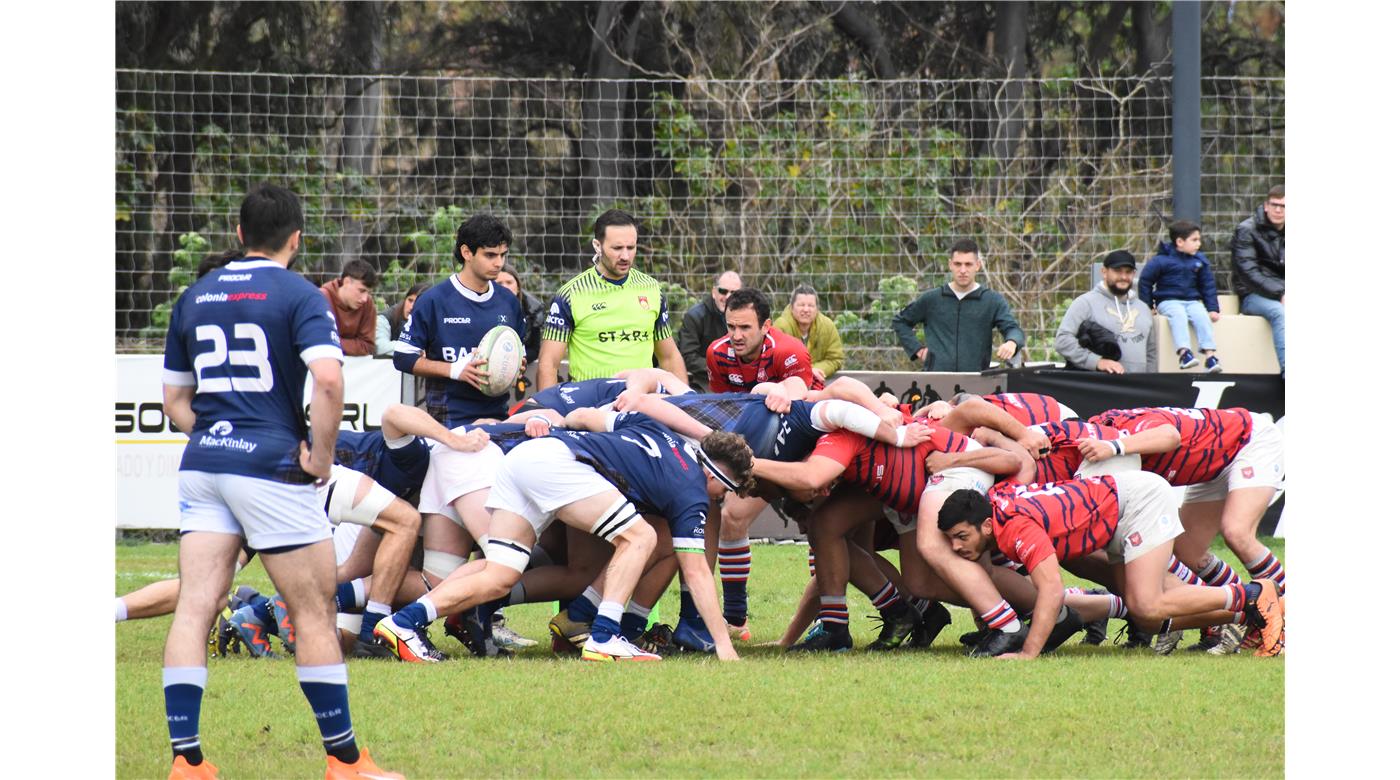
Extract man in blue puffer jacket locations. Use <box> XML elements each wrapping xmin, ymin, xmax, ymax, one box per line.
<box><xmin>1138</xmin><ymin>220</ymin><xmax>1224</xmax><ymax>372</ymax></box>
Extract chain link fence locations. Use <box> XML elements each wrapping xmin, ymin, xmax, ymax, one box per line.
<box><xmin>117</xmin><ymin>71</ymin><xmax>1282</xmax><ymax>367</ymax></box>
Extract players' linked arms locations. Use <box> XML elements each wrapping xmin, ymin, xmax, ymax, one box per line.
<box><xmin>810</xmin><ymin>377</ymin><xmax>903</xmax><ymax>428</ymax></box>
<box><xmin>973</xmin><ymin>428</ymin><xmax>1037</xmax><ymax>483</ymax></box>
<box><xmin>561</xmin><ymin>407</ymin><xmax>610</xmax><ymax>432</ymax></box>
<box><xmin>504</xmin><ymin>407</ymin><xmax>565</xmax><ymax>438</ymax></box>
<box><xmin>752</xmin><ymin>456</ymin><xmax>844</xmax><ymax>492</ymax></box>
<box><xmin>925</xmin><ymin>445</ymin><xmax>1022</xmax><ymax>477</ymax></box>
<box><xmin>382</xmin><ymin>403</ymin><xmax>489</xmax><ymax>451</ymax></box>
<box><xmin>626</xmin><ymin>394</ymin><xmax>713</xmax><ymax>440</ymax></box>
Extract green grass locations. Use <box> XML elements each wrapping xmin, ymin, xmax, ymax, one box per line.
<box><xmin>117</xmin><ymin>540</ymin><xmax>1283</xmax><ymax>778</ymax></box>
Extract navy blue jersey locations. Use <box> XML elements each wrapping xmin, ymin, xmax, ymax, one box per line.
<box><xmin>520</xmin><ymin>378</ymin><xmax>629</xmax><ymax>415</ymax></box>
<box><xmin>460</xmin><ymin>422</ymin><xmax>533</xmax><ymax>455</ymax></box>
<box><xmin>392</xmin><ymin>274</ymin><xmax>525</xmax><ymax>427</ymax></box>
<box><xmin>333</xmin><ymin>431</ymin><xmax>430</xmax><ymax>500</ymax></box>
<box><xmin>770</xmin><ymin>400</ymin><xmax>824</xmax><ymax>461</ymax></box>
<box><xmin>163</xmin><ymin>258</ymin><xmax>343</xmax><ymax>482</ymax></box>
<box><xmin>547</xmin><ymin>415</ymin><xmax>710</xmax><ymax>548</ymax></box>
<box><xmin>664</xmin><ymin>393</ymin><xmax>782</xmax><ymax>456</ymax></box>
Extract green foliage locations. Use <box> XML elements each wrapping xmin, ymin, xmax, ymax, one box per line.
<box><xmin>140</xmin><ymin>232</ymin><xmax>210</xmax><ymax>339</ymax></box>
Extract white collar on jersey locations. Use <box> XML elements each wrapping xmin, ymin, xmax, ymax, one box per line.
<box><xmin>224</xmin><ymin>259</ymin><xmax>281</xmax><ymax>271</ymax></box>
<box><xmin>451</xmin><ymin>273</ymin><xmax>496</xmax><ymax>302</ymax></box>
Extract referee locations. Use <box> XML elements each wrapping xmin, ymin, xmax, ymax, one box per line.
<box><xmin>536</xmin><ymin>209</ymin><xmax>688</xmax><ymax>389</ymax></box>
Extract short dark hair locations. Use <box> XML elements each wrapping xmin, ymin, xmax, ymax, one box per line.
<box><xmin>936</xmin><ymin>489</ymin><xmax>994</xmax><ymax>532</ymax></box>
<box><xmin>701</xmin><ymin>430</ymin><xmax>757</xmax><ymax>496</ymax></box>
<box><xmin>790</xmin><ymin>283</ymin><xmax>818</xmax><ymax>306</ymax></box>
<box><xmin>340</xmin><ymin>259</ymin><xmax>378</xmax><ymax>288</ymax></box>
<box><xmin>593</xmin><ymin>208</ymin><xmax>638</xmax><ymax>241</ymax></box>
<box><xmin>455</xmin><ymin>213</ymin><xmax>513</xmax><ymax>264</ymax></box>
<box><xmin>725</xmin><ymin>287</ymin><xmax>771</xmax><ymax>323</ymax></box>
<box><xmin>238</xmin><ymin>184</ymin><xmax>303</xmax><ymax>253</ymax></box>
<box><xmin>1266</xmin><ymin>184</ymin><xmax>1284</xmax><ymax>200</ymax></box>
<box><xmin>949</xmin><ymin>238</ymin><xmax>979</xmax><ymax>257</ymax></box>
<box><xmin>1168</xmin><ymin>220</ymin><xmax>1201</xmax><ymax>243</ymax></box>
<box><xmin>197</xmin><ymin>249</ymin><xmax>243</xmax><ymax>279</ymax></box>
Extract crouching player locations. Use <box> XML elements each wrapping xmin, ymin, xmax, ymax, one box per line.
<box><xmin>374</xmin><ymin>413</ymin><xmax>756</xmax><ymax>662</ymax></box>
<box><xmin>936</xmin><ymin>472</ymin><xmax>1284</xmax><ymax>658</ymax></box>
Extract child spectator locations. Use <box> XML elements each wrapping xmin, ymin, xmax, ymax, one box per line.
<box><xmin>1139</xmin><ymin>221</ymin><xmax>1224</xmax><ymax>372</ymax></box>
<box><xmin>376</xmin><ymin>281</ymin><xmax>430</xmax><ymax>356</ymax></box>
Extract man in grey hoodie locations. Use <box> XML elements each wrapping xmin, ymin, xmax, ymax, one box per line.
<box><xmin>1054</xmin><ymin>250</ymin><xmax>1158</xmax><ymax>373</ymax></box>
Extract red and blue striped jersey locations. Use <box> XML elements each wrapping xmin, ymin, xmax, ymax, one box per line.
<box><xmin>1088</xmin><ymin>407</ymin><xmax>1253</xmax><ymax>486</ymax></box>
<box><xmin>1028</xmin><ymin>420</ymin><xmax>1123</xmax><ymax>484</ymax></box>
<box><xmin>707</xmin><ymin>328</ymin><xmax>816</xmax><ymax>393</ymax></box>
<box><xmin>988</xmin><ymin>477</ymin><xmax>1121</xmax><ymax>572</ymax></box>
<box><xmin>811</xmin><ymin>421</ymin><xmax>971</xmax><ymax>515</ymax></box>
<box><xmin>980</xmin><ymin>393</ymin><xmax>1064</xmax><ymax>426</ymax></box>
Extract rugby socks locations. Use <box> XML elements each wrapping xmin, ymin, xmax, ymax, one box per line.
<box><xmin>1198</xmin><ymin>553</ymin><xmax>1242</xmax><ymax>588</ymax></box>
<box><xmin>297</xmin><ymin>664</ymin><xmax>359</xmax><ymax>765</ymax></box>
<box><xmin>1246</xmin><ymin>551</ymin><xmax>1286</xmax><ymax>593</ymax></box>
<box><xmin>163</xmin><ymin>666</ymin><xmax>207</xmax><ymax>765</ymax></box>
<box><xmin>678</xmin><ymin>583</ymin><xmax>700</xmax><ymax>622</ymax></box>
<box><xmin>1167</xmin><ymin>556</ymin><xmax>1204</xmax><ymax>585</ymax></box>
<box><xmin>818</xmin><ymin>596</ymin><xmax>850</xmax><ymax>635</ymax></box>
<box><xmin>1223</xmin><ymin>582</ymin><xmax>1248</xmax><ymax>613</ymax></box>
<box><xmin>868</xmin><ymin>581</ymin><xmax>911</xmax><ymax>621</ymax></box>
<box><xmin>392</xmin><ymin>596</ymin><xmax>438</xmax><ymax>631</ymax></box>
<box><xmin>116</xmin><ymin>597</ymin><xmax>128</xmax><ymax>622</ymax></box>
<box><xmin>980</xmin><ymin>600</ymin><xmax>1022</xmax><ymax>634</ymax></box>
<box><xmin>567</xmin><ymin>586</ymin><xmax>603</xmax><ymax>623</ymax></box>
<box><xmin>591</xmin><ymin>601</ymin><xmax>625</xmax><ymax>643</ymax></box>
<box><xmin>1106</xmin><ymin>594</ymin><xmax>1128</xmax><ymax>619</ymax></box>
<box><xmin>358</xmin><ymin>600</ymin><xmax>391</xmax><ymax>644</ymax></box>
<box><xmin>807</xmin><ymin>550</ymin><xmax>816</xmax><ymax>577</ymax></box>
<box><xmin>718</xmin><ymin>538</ymin><xmax>752</xmax><ymax>625</ymax></box>
<box><xmin>621</xmin><ymin>600</ymin><xmax>651</xmax><ymax>640</ymax></box>
<box><xmin>334</xmin><ymin>580</ymin><xmax>367</xmax><ymax>613</ymax></box>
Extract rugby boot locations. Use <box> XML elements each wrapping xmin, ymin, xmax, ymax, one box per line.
<box><xmin>169</xmin><ymin>757</ymin><xmax>219</xmax><ymax>780</ymax></box>
<box><xmin>787</xmin><ymin>625</ymin><xmax>853</xmax><ymax>653</ymax></box>
<box><xmin>969</xmin><ymin>622</ymin><xmax>1028</xmax><ymax>658</ymax></box>
<box><xmin>325</xmin><ymin>748</ymin><xmax>405</xmax><ymax>780</ymax></box>
<box><xmin>227</xmin><ymin>604</ymin><xmax>279</xmax><ymax>658</ymax></box>
<box><xmin>548</xmin><ymin>609</ymin><xmax>591</xmax><ymax>651</ymax></box>
<box><xmin>1242</xmin><ymin>580</ymin><xmax>1284</xmax><ymax>657</ymax></box>
<box><xmin>865</xmin><ymin>603</ymin><xmax>919</xmax><ymax>651</ymax></box>
<box><xmin>1040</xmin><ymin>606</ymin><xmax>1086</xmax><ymax>654</ymax></box>
<box><xmin>907</xmin><ymin>601</ymin><xmax>952</xmax><ymax>649</ymax></box>
<box><xmin>373</xmin><ymin>616</ymin><xmax>445</xmax><ymax>663</ymax></box>
<box><xmin>581</xmin><ymin>634</ymin><xmax>662</xmax><ymax>662</ymax></box>
<box><xmin>673</xmin><ymin>619</ymin><xmax>717</xmax><ymax>654</ymax></box>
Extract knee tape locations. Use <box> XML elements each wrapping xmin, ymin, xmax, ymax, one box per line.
<box><xmin>422</xmin><ymin>550</ymin><xmax>468</xmax><ymax>580</ymax></box>
<box><xmin>336</xmin><ymin>613</ymin><xmax>364</xmax><ymax>635</ymax></box>
<box><xmin>590</xmin><ymin>496</ymin><xmax>641</xmax><ymax>543</ymax></box>
<box><xmin>485</xmin><ymin>537</ymin><xmax>533</xmax><ymax>574</ymax></box>
<box><xmin>325</xmin><ymin>467</ymin><xmax>396</xmax><ymax>528</ymax></box>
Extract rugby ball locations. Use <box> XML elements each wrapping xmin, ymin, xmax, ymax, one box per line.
<box><xmin>474</xmin><ymin>325</ymin><xmax>524</xmax><ymax>396</ymax></box>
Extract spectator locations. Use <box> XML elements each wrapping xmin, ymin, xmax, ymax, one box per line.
<box><xmin>320</xmin><ymin>258</ymin><xmax>378</xmax><ymax>356</ymax></box>
<box><xmin>706</xmin><ymin>287</ymin><xmax>815</xmax><ymax>394</ymax></box>
<box><xmin>1053</xmin><ymin>251</ymin><xmax>1157</xmax><ymax>373</ymax></box>
<box><xmin>1231</xmin><ymin>184</ymin><xmax>1285</xmax><ymax>375</ymax></box>
<box><xmin>375</xmin><ymin>281</ymin><xmax>430</xmax><ymax>356</ymax></box>
<box><xmin>772</xmin><ymin>283</ymin><xmax>844</xmax><ymax>384</ymax></box>
<box><xmin>537</xmin><ymin>208</ymin><xmax>687</xmax><ymax>388</ymax></box>
<box><xmin>679</xmin><ymin>270</ymin><xmax>741</xmax><ymax>392</ymax></box>
<box><xmin>892</xmin><ymin>238</ymin><xmax>1024</xmax><ymax>372</ymax></box>
<box><xmin>495</xmin><ymin>264</ymin><xmax>547</xmax><ymax>363</ymax></box>
<box><xmin>1139</xmin><ymin>220</ymin><xmax>1223</xmax><ymax>373</ymax></box>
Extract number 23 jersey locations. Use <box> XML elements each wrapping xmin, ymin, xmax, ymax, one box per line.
<box><xmin>163</xmin><ymin>258</ymin><xmax>344</xmax><ymax>483</ymax></box>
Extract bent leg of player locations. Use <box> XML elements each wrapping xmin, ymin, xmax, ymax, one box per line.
<box><xmin>717</xmin><ymin>492</ymin><xmax>766</xmax><ymax>639</ymax></box>
<box><xmin>790</xmin><ymin>485</ymin><xmax>877</xmax><ymax>652</ymax></box>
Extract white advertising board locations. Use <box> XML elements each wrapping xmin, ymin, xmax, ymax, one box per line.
<box><xmin>115</xmin><ymin>355</ymin><xmax>402</xmax><ymax>529</ymax></box>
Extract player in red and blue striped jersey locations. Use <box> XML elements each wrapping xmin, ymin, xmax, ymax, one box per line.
<box><xmin>1082</xmin><ymin>406</ymin><xmax>1286</xmax><ymax>615</ymax></box>
<box><xmin>937</xmin><ymin>473</ymin><xmax>1285</xmax><ymax>658</ymax></box>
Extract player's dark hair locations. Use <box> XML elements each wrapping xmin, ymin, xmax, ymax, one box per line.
<box><xmin>592</xmin><ymin>208</ymin><xmax>638</xmax><ymax>241</ymax></box>
<box><xmin>937</xmin><ymin>489</ymin><xmax>994</xmax><ymax>532</ymax></box>
<box><xmin>1168</xmin><ymin>220</ymin><xmax>1201</xmax><ymax>244</ymax></box>
<box><xmin>1266</xmin><ymin>184</ymin><xmax>1284</xmax><ymax>200</ymax></box>
<box><xmin>790</xmin><ymin>283</ymin><xmax>818</xmax><ymax>306</ymax></box>
<box><xmin>238</xmin><ymin>184</ymin><xmax>303</xmax><ymax>253</ymax></box>
<box><xmin>701</xmin><ymin>430</ymin><xmax>757</xmax><ymax>496</ymax></box>
<box><xmin>340</xmin><ymin>258</ymin><xmax>378</xmax><ymax>288</ymax></box>
<box><xmin>455</xmin><ymin>213</ymin><xmax>514</xmax><ymax>263</ymax></box>
<box><xmin>725</xmin><ymin>287</ymin><xmax>771</xmax><ymax>323</ymax></box>
<box><xmin>197</xmin><ymin>249</ymin><xmax>244</xmax><ymax>279</ymax></box>
<box><xmin>949</xmin><ymin>238</ymin><xmax>979</xmax><ymax>257</ymax></box>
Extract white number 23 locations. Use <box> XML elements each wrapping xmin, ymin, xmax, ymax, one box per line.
<box><xmin>193</xmin><ymin>323</ymin><xmax>274</xmax><ymax>393</ymax></box>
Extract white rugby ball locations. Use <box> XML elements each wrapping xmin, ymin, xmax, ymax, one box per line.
<box><xmin>474</xmin><ymin>325</ymin><xmax>524</xmax><ymax>396</ymax></box>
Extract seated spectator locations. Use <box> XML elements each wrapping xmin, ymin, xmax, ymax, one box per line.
<box><xmin>1053</xmin><ymin>251</ymin><xmax>1157</xmax><ymax>373</ymax></box>
<box><xmin>376</xmin><ymin>281</ymin><xmax>430</xmax><ymax>356</ymax></box>
<box><xmin>321</xmin><ymin>259</ymin><xmax>378</xmax><ymax>356</ymax></box>
<box><xmin>892</xmin><ymin>238</ymin><xmax>1024</xmax><ymax>372</ymax></box>
<box><xmin>679</xmin><ymin>270</ymin><xmax>741</xmax><ymax>392</ymax></box>
<box><xmin>1231</xmin><ymin>184</ymin><xmax>1285</xmax><ymax>376</ymax></box>
<box><xmin>496</xmin><ymin>264</ymin><xmax>546</xmax><ymax>363</ymax></box>
<box><xmin>772</xmin><ymin>284</ymin><xmax>845</xmax><ymax>384</ymax></box>
<box><xmin>1139</xmin><ymin>221</ymin><xmax>1223</xmax><ymax>373</ymax></box>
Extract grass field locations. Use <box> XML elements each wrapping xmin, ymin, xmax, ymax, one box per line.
<box><xmin>117</xmin><ymin>539</ymin><xmax>1284</xmax><ymax>778</ymax></box>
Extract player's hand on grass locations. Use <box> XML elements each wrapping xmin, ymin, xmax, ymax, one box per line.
<box><xmin>717</xmin><ymin>645</ymin><xmax>740</xmax><ymax>661</ymax></box>
<box><xmin>1076</xmin><ymin>438</ymin><xmax>1115</xmax><ymax>463</ymax></box>
<box><xmin>447</xmin><ymin>427</ymin><xmax>490</xmax><ymax>452</ymax></box>
<box><xmin>997</xmin><ymin>651</ymin><xmax>1037</xmax><ymax>660</ymax></box>
<box><xmin>298</xmin><ymin>441</ymin><xmax>331</xmax><ymax>483</ymax></box>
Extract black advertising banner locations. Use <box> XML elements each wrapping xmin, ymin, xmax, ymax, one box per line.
<box><xmin>1002</xmin><ymin>369</ymin><xmax>1284</xmax><ymax>419</ymax></box>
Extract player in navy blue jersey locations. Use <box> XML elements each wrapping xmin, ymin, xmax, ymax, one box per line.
<box><xmin>159</xmin><ymin>185</ymin><xmax>401</xmax><ymax>780</ymax></box>
<box><xmin>393</xmin><ymin>213</ymin><xmax>526</xmax><ymax>427</ymax></box>
<box><xmin>507</xmin><ymin>367</ymin><xmax>691</xmax><ymax>417</ymax></box>
<box><xmin>375</xmin><ymin>413</ymin><xmax>756</xmax><ymax>662</ymax></box>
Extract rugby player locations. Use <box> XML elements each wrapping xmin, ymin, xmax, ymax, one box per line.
<box><xmin>937</xmin><ymin>473</ymin><xmax>1285</xmax><ymax>658</ymax></box>
<box><xmin>160</xmin><ymin>185</ymin><xmax>400</xmax><ymax>779</ymax></box>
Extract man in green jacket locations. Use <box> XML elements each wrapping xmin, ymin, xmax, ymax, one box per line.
<box><xmin>892</xmin><ymin>239</ymin><xmax>1025</xmax><ymax>372</ymax></box>
<box><xmin>772</xmin><ymin>284</ymin><xmax>845</xmax><ymax>385</ymax></box>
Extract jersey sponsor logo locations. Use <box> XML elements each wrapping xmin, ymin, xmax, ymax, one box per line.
<box><xmin>728</xmin><ymin>373</ymin><xmax>743</xmax><ymax>384</ymax></box>
<box><xmin>784</xmin><ymin>355</ymin><xmax>798</xmax><ymax>368</ymax></box>
<box><xmin>196</xmin><ymin>433</ymin><xmax>258</xmax><ymax>454</ymax></box>
<box><xmin>550</xmin><ymin>302</ymin><xmax>560</xmax><ymax>314</ymax></box>
<box><xmin>596</xmin><ymin>330</ymin><xmax>651</xmax><ymax>343</ymax></box>
<box><xmin>546</xmin><ymin>314</ymin><xmax>567</xmax><ymax>329</ymax></box>
<box><xmin>498</xmin><ymin>314</ymin><xmax>511</xmax><ymax>323</ymax></box>
<box><xmin>209</xmin><ymin>420</ymin><xmax>234</xmax><ymax>436</ymax></box>
<box><xmin>591</xmin><ymin>302</ymin><xmax>607</xmax><ymax>311</ymax></box>
<box><xmin>1242</xmin><ymin>466</ymin><xmax>1254</xmax><ymax>479</ymax></box>
<box><xmin>928</xmin><ymin>474</ymin><xmax>944</xmax><ymax>486</ymax></box>
<box><xmin>443</xmin><ymin>317</ymin><xmax>472</xmax><ymax>324</ymax></box>
<box><xmin>194</xmin><ymin>291</ymin><xmax>267</xmax><ymax>304</ymax></box>
<box><xmin>217</xmin><ymin>273</ymin><xmax>252</xmax><ymax>282</ymax></box>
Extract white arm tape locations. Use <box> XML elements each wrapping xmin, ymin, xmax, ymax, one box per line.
<box><xmin>384</xmin><ymin>432</ymin><xmax>416</xmax><ymax>449</ymax></box>
<box><xmin>601</xmin><ymin>410</ymin><xmax>622</xmax><ymax>431</ymax></box>
<box><xmin>812</xmin><ymin>400</ymin><xmax>880</xmax><ymax>438</ymax></box>
<box><xmin>449</xmin><ymin>351</ymin><xmax>475</xmax><ymax>381</ymax></box>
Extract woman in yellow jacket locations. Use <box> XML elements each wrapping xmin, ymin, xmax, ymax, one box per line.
<box><xmin>772</xmin><ymin>284</ymin><xmax>845</xmax><ymax>385</ymax></box>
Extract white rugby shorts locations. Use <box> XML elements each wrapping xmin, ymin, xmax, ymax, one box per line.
<box><xmin>178</xmin><ymin>471</ymin><xmax>331</xmax><ymax>551</ymax></box>
<box><xmin>1183</xmin><ymin>413</ymin><xmax>1285</xmax><ymax>503</ymax></box>
<box><xmin>484</xmin><ymin>437</ymin><xmax>618</xmax><ymax>538</ymax></box>
<box><xmin>1107</xmin><ymin>471</ymin><xmax>1183</xmax><ymax>565</ymax></box>
<box><xmin>418</xmin><ymin>440</ymin><xmax>506</xmax><ymax>527</ymax></box>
